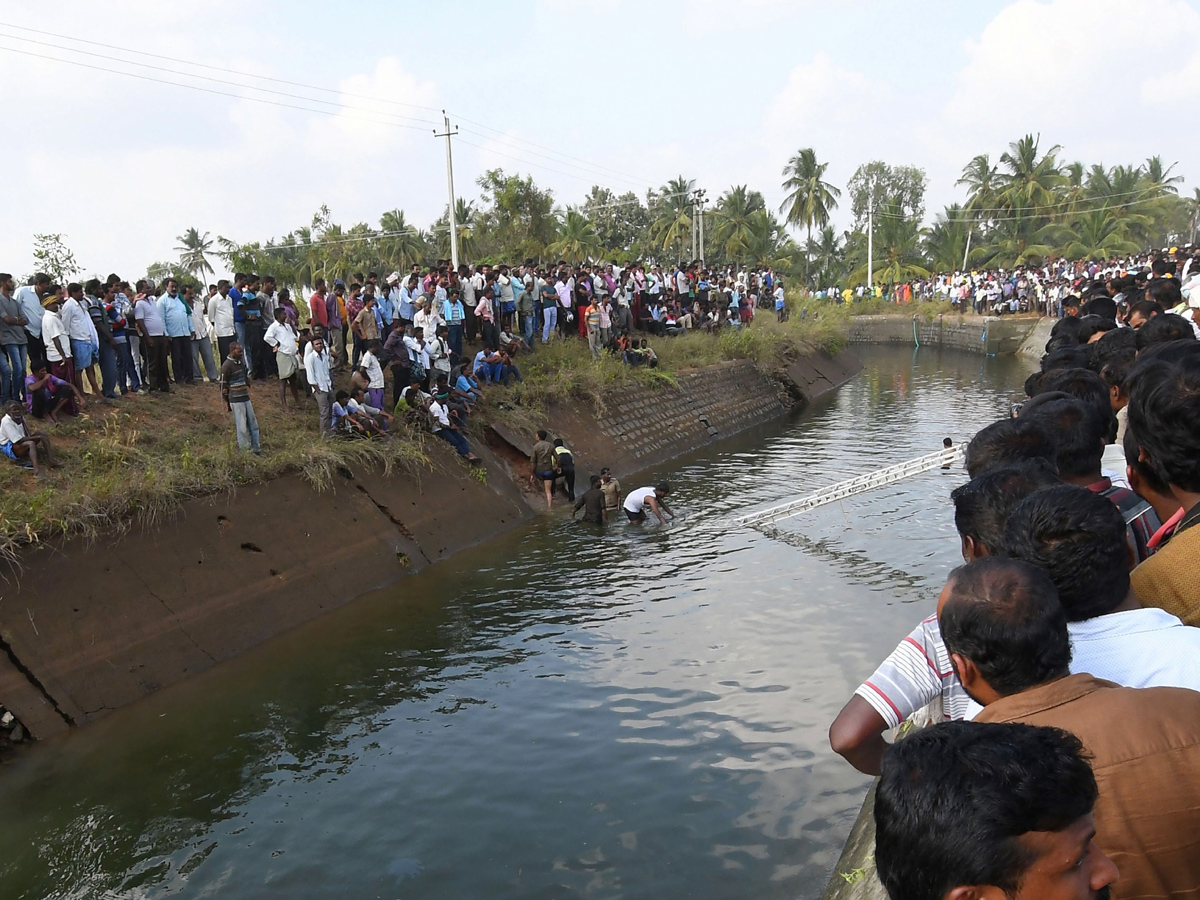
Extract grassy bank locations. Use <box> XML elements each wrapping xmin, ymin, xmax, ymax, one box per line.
<box><xmin>0</xmin><ymin>383</ymin><xmax>428</xmax><ymax>560</ymax></box>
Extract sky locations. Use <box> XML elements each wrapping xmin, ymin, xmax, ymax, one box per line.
<box><xmin>1</xmin><ymin>0</ymin><xmax>1198</xmax><ymax>280</ymax></box>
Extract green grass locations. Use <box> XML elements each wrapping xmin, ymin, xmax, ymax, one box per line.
<box><xmin>0</xmin><ymin>385</ymin><xmax>429</xmax><ymax>559</ymax></box>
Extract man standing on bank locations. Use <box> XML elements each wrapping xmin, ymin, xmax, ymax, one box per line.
<box><xmin>529</xmin><ymin>429</ymin><xmax>557</xmax><ymax>509</ymax></box>
<box><xmin>220</xmin><ymin>342</ymin><xmax>261</xmax><ymax>454</ymax></box>
<box><xmin>623</xmin><ymin>483</ymin><xmax>674</xmax><ymax>525</ymax></box>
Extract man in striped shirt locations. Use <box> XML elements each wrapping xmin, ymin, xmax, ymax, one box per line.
<box><xmin>219</xmin><ymin>342</ymin><xmax>261</xmax><ymax>455</ymax></box>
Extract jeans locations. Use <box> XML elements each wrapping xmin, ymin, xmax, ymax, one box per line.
<box><xmin>501</xmin><ymin>363</ymin><xmax>523</xmax><ymax>386</ymax></box>
<box><xmin>436</xmin><ymin>427</ymin><xmax>470</xmax><ymax>456</ymax></box>
<box><xmin>234</xmin><ymin>322</ymin><xmax>247</xmax><ymax>356</ymax></box>
<box><xmin>114</xmin><ymin>340</ymin><xmax>140</xmax><ymax>393</ymax></box>
<box><xmin>447</xmin><ymin>323</ymin><xmax>463</xmax><ymax>358</ymax></box>
<box><xmin>476</xmin><ymin>361</ymin><xmax>504</xmax><ymax>384</ymax></box>
<box><xmin>522</xmin><ymin>311</ymin><xmax>536</xmax><ymax>350</ymax></box>
<box><xmin>542</xmin><ymin>305</ymin><xmax>557</xmax><ymax>342</ymax></box>
<box><xmin>97</xmin><ymin>340</ymin><xmax>119</xmax><ymax>398</ymax></box>
<box><xmin>231</xmin><ymin>400</ymin><xmax>261</xmax><ymax>451</ymax></box>
<box><xmin>0</xmin><ymin>343</ymin><xmax>26</xmax><ymax>402</ymax></box>
<box><xmin>244</xmin><ymin>320</ymin><xmax>265</xmax><ymax>378</ymax></box>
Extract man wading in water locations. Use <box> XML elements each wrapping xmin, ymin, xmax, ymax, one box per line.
<box><xmin>623</xmin><ymin>483</ymin><xmax>674</xmax><ymax>525</ymax></box>
<box><xmin>529</xmin><ymin>429</ymin><xmax>557</xmax><ymax>509</ymax></box>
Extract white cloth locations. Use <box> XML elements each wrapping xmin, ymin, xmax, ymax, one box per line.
<box><xmin>623</xmin><ymin>486</ymin><xmax>657</xmax><ymax>514</ymax></box>
<box><xmin>303</xmin><ymin>344</ymin><xmax>331</xmax><ymax>392</ymax></box>
<box><xmin>60</xmin><ymin>297</ymin><xmax>93</xmax><ymax>342</ymax></box>
<box><xmin>0</xmin><ymin>414</ymin><xmax>27</xmax><ymax>445</ymax></box>
<box><xmin>361</xmin><ymin>350</ymin><xmax>384</xmax><ymax>389</ymax></box>
<box><xmin>264</xmin><ymin>320</ymin><xmax>298</xmax><ymax>355</ymax></box>
<box><xmin>191</xmin><ymin>302</ymin><xmax>211</xmax><ymax>339</ymax></box>
<box><xmin>428</xmin><ymin>399</ymin><xmax>451</xmax><ymax>431</ymax></box>
<box><xmin>14</xmin><ymin>285</ymin><xmax>43</xmax><ymax>337</ymax></box>
<box><xmin>41</xmin><ymin>310</ymin><xmax>70</xmax><ymax>361</ymax></box>
<box><xmin>1068</xmin><ymin>607</ymin><xmax>1200</xmax><ymax>692</ymax></box>
<box><xmin>207</xmin><ymin>294</ymin><xmax>235</xmax><ymax>338</ymax></box>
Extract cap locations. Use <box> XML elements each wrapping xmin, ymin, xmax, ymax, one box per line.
<box><xmin>387</xmin><ymin>271</ymin><xmax>401</xmax><ymax>284</ymax></box>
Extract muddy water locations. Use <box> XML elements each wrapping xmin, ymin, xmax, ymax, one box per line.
<box><xmin>0</xmin><ymin>346</ymin><xmax>1029</xmax><ymax>900</ymax></box>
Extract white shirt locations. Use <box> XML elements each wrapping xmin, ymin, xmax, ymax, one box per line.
<box><xmin>264</xmin><ymin>320</ymin><xmax>298</xmax><ymax>355</ymax></box>
<box><xmin>1068</xmin><ymin>607</ymin><xmax>1200</xmax><ymax>692</ymax></box>
<box><xmin>0</xmin><ymin>414</ymin><xmax>26</xmax><ymax>445</ymax></box>
<box><xmin>191</xmin><ymin>301</ymin><xmax>211</xmax><ymax>339</ymax></box>
<box><xmin>361</xmin><ymin>350</ymin><xmax>384</xmax><ymax>389</ymax></box>
<box><xmin>623</xmin><ymin>486</ymin><xmax>657</xmax><ymax>514</ymax></box>
<box><xmin>429</xmin><ymin>398</ymin><xmax>451</xmax><ymax>431</ymax></box>
<box><xmin>207</xmin><ymin>294</ymin><xmax>236</xmax><ymax>338</ymax></box>
<box><xmin>60</xmin><ymin>297</ymin><xmax>93</xmax><ymax>342</ymax></box>
<box><xmin>41</xmin><ymin>310</ymin><xmax>70</xmax><ymax>361</ymax></box>
<box><xmin>303</xmin><ymin>344</ymin><xmax>331</xmax><ymax>392</ymax></box>
<box><xmin>14</xmin><ymin>285</ymin><xmax>43</xmax><ymax>337</ymax></box>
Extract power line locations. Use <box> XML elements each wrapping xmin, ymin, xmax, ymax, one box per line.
<box><xmin>0</xmin><ymin>20</ymin><xmax>443</xmax><ymax>112</ymax></box>
<box><xmin>0</xmin><ymin>44</ymin><xmax>434</xmax><ymax>131</ymax></box>
<box><xmin>0</xmin><ymin>33</ymin><xmax>439</xmax><ymax>128</ymax></box>
<box><xmin>943</xmin><ymin>185</ymin><xmax>1170</xmax><ymax>217</ymax></box>
<box><xmin>875</xmin><ymin>193</ymin><xmax>1168</xmax><ymax>224</ymax></box>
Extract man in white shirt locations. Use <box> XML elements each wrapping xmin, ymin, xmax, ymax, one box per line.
<box><xmin>359</xmin><ymin>340</ymin><xmax>386</xmax><ymax>410</ymax></box>
<box><xmin>14</xmin><ymin>274</ymin><xmax>49</xmax><ymax>363</ymax></box>
<box><xmin>303</xmin><ymin>335</ymin><xmax>333</xmax><ymax>434</ymax></box>
<box><xmin>264</xmin><ymin>308</ymin><xmax>302</xmax><ymax>410</ymax></box>
<box><xmin>207</xmin><ymin>280</ymin><xmax>237</xmax><ymax>362</ymax></box>
<box><xmin>188</xmin><ymin>285</ymin><xmax>219</xmax><ymax>383</ymax></box>
<box><xmin>40</xmin><ymin>293</ymin><xmax>74</xmax><ymax>385</ymax></box>
<box><xmin>1005</xmin><ymin>485</ymin><xmax>1200</xmax><ymax>692</ymax></box>
<box><xmin>413</xmin><ymin>298</ymin><xmax>441</xmax><ymax>337</ymax></box>
<box><xmin>0</xmin><ymin>401</ymin><xmax>58</xmax><ymax>476</ymax></box>
<box><xmin>622</xmin><ymin>483</ymin><xmax>675</xmax><ymax>525</ymax></box>
<box><xmin>61</xmin><ymin>283</ymin><xmax>100</xmax><ymax>396</ymax></box>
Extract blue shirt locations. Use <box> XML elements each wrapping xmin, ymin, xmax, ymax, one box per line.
<box><xmin>443</xmin><ymin>299</ymin><xmax>465</xmax><ymax>324</ymax></box>
<box><xmin>399</xmin><ymin>288</ymin><xmax>417</xmax><ymax>321</ymax></box>
<box><xmin>229</xmin><ymin>286</ymin><xmax>245</xmax><ymax>323</ymax></box>
<box><xmin>378</xmin><ymin>291</ymin><xmax>395</xmax><ymax>326</ymax></box>
<box><xmin>455</xmin><ymin>373</ymin><xmax>478</xmax><ymax>394</ymax></box>
<box><xmin>157</xmin><ymin>293</ymin><xmax>192</xmax><ymax>338</ymax></box>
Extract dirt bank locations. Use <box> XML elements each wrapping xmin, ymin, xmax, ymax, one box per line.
<box><xmin>0</xmin><ymin>350</ymin><xmax>861</xmax><ymax>741</ymax></box>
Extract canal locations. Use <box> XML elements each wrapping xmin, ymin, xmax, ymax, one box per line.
<box><xmin>0</xmin><ymin>346</ymin><xmax>1031</xmax><ymax>900</ymax></box>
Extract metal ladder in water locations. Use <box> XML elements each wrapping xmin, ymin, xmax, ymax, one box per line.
<box><xmin>731</xmin><ymin>447</ymin><xmax>963</xmax><ymax>528</ymax></box>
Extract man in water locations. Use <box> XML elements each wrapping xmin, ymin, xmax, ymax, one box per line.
<box><xmin>599</xmin><ymin>467</ymin><xmax>622</xmax><ymax>516</ymax></box>
<box><xmin>529</xmin><ymin>429</ymin><xmax>557</xmax><ymax>509</ymax></box>
<box><xmin>572</xmin><ymin>475</ymin><xmax>606</xmax><ymax>524</ymax></box>
<box><xmin>623</xmin><ymin>482</ymin><xmax>674</xmax><ymax>525</ymax></box>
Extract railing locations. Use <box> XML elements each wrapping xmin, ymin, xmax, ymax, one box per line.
<box><xmin>731</xmin><ymin>447</ymin><xmax>963</xmax><ymax>528</ymax></box>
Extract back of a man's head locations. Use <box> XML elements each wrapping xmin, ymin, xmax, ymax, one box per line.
<box><xmin>964</xmin><ymin>419</ymin><xmax>1056</xmax><ymax>478</ymax></box>
<box><xmin>1127</xmin><ymin>353</ymin><xmax>1200</xmax><ymax>494</ymax></box>
<box><xmin>951</xmin><ymin>460</ymin><xmax>1061</xmax><ymax>557</ymax></box>
<box><xmin>1003</xmin><ymin>484</ymin><xmax>1131</xmax><ymax>621</ymax></box>
<box><xmin>940</xmin><ymin>558</ymin><xmax>1071</xmax><ymax>695</ymax></box>
<box><xmin>1037</xmin><ymin>368</ymin><xmax>1116</xmax><ymax>440</ymax></box>
<box><xmin>1024</xmin><ymin>398</ymin><xmax>1107</xmax><ymax>480</ymax></box>
<box><xmin>876</xmin><ymin>721</ymin><xmax>1105</xmax><ymax>900</ymax></box>
<box><xmin>1137</xmin><ymin>313</ymin><xmax>1197</xmax><ymax>351</ymax></box>
<box><xmin>1082</xmin><ymin>296</ymin><xmax>1118</xmax><ymax>322</ymax></box>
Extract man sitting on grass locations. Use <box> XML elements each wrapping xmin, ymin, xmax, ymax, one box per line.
<box><xmin>0</xmin><ymin>401</ymin><xmax>60</xmax><ymax>476</ymax></box>
<box><xmin>24</xmin><ymin>360</ymin><xmax>85</xmax><ymax>423</ymax></box>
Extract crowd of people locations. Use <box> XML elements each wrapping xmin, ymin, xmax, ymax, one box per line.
<box><xmin>813</xmin><ymin>245</ymin><xmax>1200</xmax><ymax>321</ymax></box>
<box><xmin>826</xmin><ymin>266</ymin><xmax>1200</xmax><ymax>899</ymax></box>
<box><xmin>0</xmin><ymin>259</ymin><xmax>789</xmax><ymax>473</ymax></box>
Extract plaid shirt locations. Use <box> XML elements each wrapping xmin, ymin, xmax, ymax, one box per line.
<box><xmin>1090</xmin><ymin>478</ymin><xmax>1161</xmax><ymax>564</ymax></box>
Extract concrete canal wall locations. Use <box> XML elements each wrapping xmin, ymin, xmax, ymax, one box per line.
<box><xmin>847</xmin><ymin>314</ymin><xmax>1041</xmax><ymax>356</ymax></box>
<box><xmin>0</xmin><ymin>350</ymin><xmax>861</xmax><ymax>741</ymax></box>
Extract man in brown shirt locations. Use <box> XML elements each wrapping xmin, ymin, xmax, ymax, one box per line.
<box><xmin>939</xmin><ymin>557</ymin><xmax>1200</xmax><ymax>900</ymax></box>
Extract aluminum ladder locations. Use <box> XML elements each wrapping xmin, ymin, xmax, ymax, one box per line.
<box><xmin>731</xmin><ymin>447</ymin><xmax>963</xmax><ymax>528</ymax></box>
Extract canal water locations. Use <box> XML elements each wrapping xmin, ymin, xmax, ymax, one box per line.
<box><xmin>0</xmin><ymin>346</ymin><xmax>1031</xmax><ymax>900</ymax></box>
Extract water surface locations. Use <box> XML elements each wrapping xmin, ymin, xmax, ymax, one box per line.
<box><xmin>0</xmin><ymin>345</ymin><xmax>1030</xmax><ymax>900</ymax></box>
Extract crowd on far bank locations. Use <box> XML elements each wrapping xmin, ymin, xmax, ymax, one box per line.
<box><xmin>826</xmin><ymin>266</ymin><xmax>1200</xmax><ymax>898</ymax></box>
<box><xmin>0</xmin><ymin>260</ymin><xmax>787</xmax><ymax>473</ymax></box>
<box><xmin>814</xmin><ymin>245</ymin><xmax>1200</xmax><ymax>319</ymax></box>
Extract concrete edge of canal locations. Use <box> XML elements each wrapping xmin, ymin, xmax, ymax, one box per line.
<box><xmin>0</xmin><ymin>348</ymin><xmax>863</xmax><ymax>743</ymax></box>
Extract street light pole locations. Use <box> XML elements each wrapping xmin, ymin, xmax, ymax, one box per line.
<box><xmin>434</xmin><ymin>111</ymin><xmax>460</xmax><ymax>271</ymax></box>
<box><xmin>866</xmin><ymin>176</ymin><xmax>875</xmax><ymax>294</ymax></box>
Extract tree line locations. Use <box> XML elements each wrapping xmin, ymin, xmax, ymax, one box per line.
<box><xmin>148</xmin><ymin>134</ymin><xmax>1198</xmax><ymax>291</ymax></box>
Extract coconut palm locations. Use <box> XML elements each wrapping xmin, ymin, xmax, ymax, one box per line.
<box><xmin>711</xmin><ymin>185</ymin><xmax>766</xmax><ymax>261</ymax></box>
<box><xmin>957</xmin><ymin>154</ymin><xmax>998</xmax><ymax>215</ymax></box>
<box><xmin>378</xmin><ymin>209</ymin><xmax>427</xmax><ymax>272</ymax></box>
<box><xmin>648</xmin><ymin>176</ymin><xmax>695</xmax><ymax>260</ymax></box>
<box><xmin>175</xmin><ymin>227</ymin><xmax>215</xmax><ymax>283</ymax></box>
<box><xmin>995</xmin><ymin>135</ymin><xmax>1064</xmax><ymax>211</ymax></box>
<box><xmin>1061</xmin><ymin>209</ymin><xmax>1142</xmax><ymax>261</ymax></box>
<box><xmin>779</xmin><ymin>148</ymin><xmax>841</xmax><ymax>250</ymax></box>
<box><xmin>849</xmin><ymin>200</ymin><xmax>929</xmax><ymax>286</ymax></box>
<box><xmin>547</xmin><ymin>208</ymin><xmax>602</xmax><ymax>263</ymax></box>
<box><xmin>805</xmin><ymin>226</ymin><xmax>846</xmax><ymax>287</ymax></box>
<box><xmin>1144</xmin><ymin>156</ymin><xmax>1183</xmax><ymax>196</ymax></box>
<box><xmin>924</xmin><ymin>204</ymin><xmax>974</xmax><ymax>273</ymax></box>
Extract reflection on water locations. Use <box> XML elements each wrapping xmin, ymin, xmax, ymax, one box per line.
<box><xmin>0</xmin><ymin>346</ymin><xmax>1029</xmax><ymax>900</ymax></box>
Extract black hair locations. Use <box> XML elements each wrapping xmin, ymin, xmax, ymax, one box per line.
<box><xmin>335</xmin><ymin>390</ymin><xmax>349</xmax><ymax>402</ymax></box>
<box><xmin>1077</xmin><ymin>315</ymin><xmax>1115</xmax><ymax>344</ymax></box>
<box><xmin>1040</xmin><ymin>346</ymin><xmax>1090</xmax><ymax>373</ymax></box>
<box><xmin>964</xmin><ymin>418</ymin><xmax>1056</xmax><ymax>478</ymax></box>
<box><xmin>30</xmin><ymin>359</ymin><xmax>47</xmax><ymax>373</ymax></box>
<box><xmin>33</xmin><ymin>273</ymin><xmax>50</xmax><ymax>286</ymax></box>
<box><xmin>1088</xmin><ymin>326</ymin><xmax>1137</xmax><ymax>371</ymax></box>
<box><xmin>1081</xmin><ymin>296</ymin><xmax>1117</xmax><ymax>321</ymax></box>
<box><xmin>1037</xmin><ymin>367</ymin><xmax>1117</xmax><ymax>441</ymax></box>
<box><xmin>1123</xmin><ymin>424</ymin><xmax>1170</xmax><ymax>496</ymax></box>
<box><xmin>875</xmin><ymin>721</ymin><xmax>1097</xmax><ymax>900</ymax></box>
<box><xmin>589</xmin><ymin>474</ymin><xmax>602</xmax><ymax>487</ymax></box>
<box><xmin>941</xmin><ymin>558</ymin><xmax>1071</xmax><ymax>695</ymax></box>
<box><xmin>553</xmin><ymin>438</ymin><xmax>564</xmax><ymax>447</ymax></box>
<box><xmin>1146</xmin><ymin>277</ymin><xmax>1183</xmax><ymax>308</ymax></box>
<box><xmin>1136</xmin><ymin>313</ymin><xmax>1197</xmax><ymax>351</ymax></box>
<box><xmin>1002</xmin><ymin>484</ymin><xmax>1131</xmax><ymax>621</ymax></box>
<box><xmin>1128</xmin><ymin>298</ymin><xmax>1164</xmax><ymax>323</ymax></box>
<box><xmin>951</xmin><ymin>460</ymin><xmax>1061</xmax><ymax>555</ymax></box>
<box><xmin>1152</xmin><ymin>259</ymin><xmax>1169</xmax><ymax>276</ymax></box>
<box><xmin>536</xmin><ymin>429</ymin><xmax>548</xmax><ymax>440</ymax></box>
<box><xmin>1127</xmin><ymin>353</ymin><xmax>1200</xmax><ymax>492</ymax></box>
<box><xmin>655</xmin><ymin>482</ymin><xmax>670</xmax><ymax>494</ymax></box>
<box><xmin>1098</xmin><ymin>350</ymin><xmax>1136</xmax><ymax>397</ymax></box>
<box><xmin>1049</xmin><ymin>316</ymin><xmax>1086</xmax><ymax>345</ymax></box>
<box><xmin>1024</xmin><ymin>398</ymin><xmax>1107</xmax><ymax>479</ymax></box>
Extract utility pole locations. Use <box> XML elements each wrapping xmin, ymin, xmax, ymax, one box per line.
<box><xmin>691</xmin><ymin>195</ymin><xmax>698</xmax><ymax>261</ymax></box>
<box><xmin>695</xmin><ymin>189</ymin><xmax>707</xmax><ymax>263</ymax></box>
<box><xmin>434</xmin><ymin>111</ymin><xmax>460</xmax><ymax>271</ymax></box>
<box><xmin>866</xmin><ymin>176</ymin><xmax>875</xmax><ymax>294</ymax></box>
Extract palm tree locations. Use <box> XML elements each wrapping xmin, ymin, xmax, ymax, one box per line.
<box><xmin>711</xmin><ymin>185</ymin><xmax>766</xmax><ymax>260</ymax></box>
<box><xmin>378</xmin><ymin>209</ymin><xmax>427</xmax><ymax>272</ymax></box>
<box><xmin>1061</xmin><ymin>209</ymin><xmax>1142</xmax><ymax>261</ymax></box>
<box><xmin>995</xmin><ymin>135</ymin><xmax>1064</xmax><ymax>211</ymax></box>
<box><xmin>547</xmin><ymin>208</ymin><xmax>601</xmax><ymax>263</ymax></box>
<box><xmin>648</xmin><ymin>176</ymin><xmax>695</xmax><ymax>260</ymax></box>
<box><xmin>956</xmin><ymin>154</ymin><xmax>998</xmax><ymax>267</ymax></box>
<box><xmin>849</xmin><ymin>200</ymin><xmax>929</xmax><ymax>286</ymax></box>
<box><xmin>805</xmin><ymin>226</ymin><xmax>846</xmax><ymax>287</ymax></box>
<box><xmin>779</xmin><ymin>148</ymin><xmax>841</xmax><ymax>250</ymax></box>
<box><xmin>175</xmin><ymin>228</ymin><xmax>215</xmax><ymax>284</ymax></box>
<box><xmin>924</xmin><ymin>204</ymin><xmax>974</xmax><ymax>273</ymax></box>
<box><xmin>1144</xmin><ymin>156</ymin><xmax>1183</xmax><ymax>196</ymax></box>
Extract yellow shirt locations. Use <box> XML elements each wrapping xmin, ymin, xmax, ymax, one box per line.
<box><xmin>1132</xmin><ymin>523</ymin><xmax>1200</xmax><ymax>626</ymax></box>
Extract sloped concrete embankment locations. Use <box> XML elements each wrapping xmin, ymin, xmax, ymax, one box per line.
<box><xmin>847</xmin><ymin>315</ymin><xmax>1040</xmax><ymax>355</ymax></box>
<box><xmin>0</xmin><ymin>350</ymin><xmax>861</xmax><ymax>740</ymax></box>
